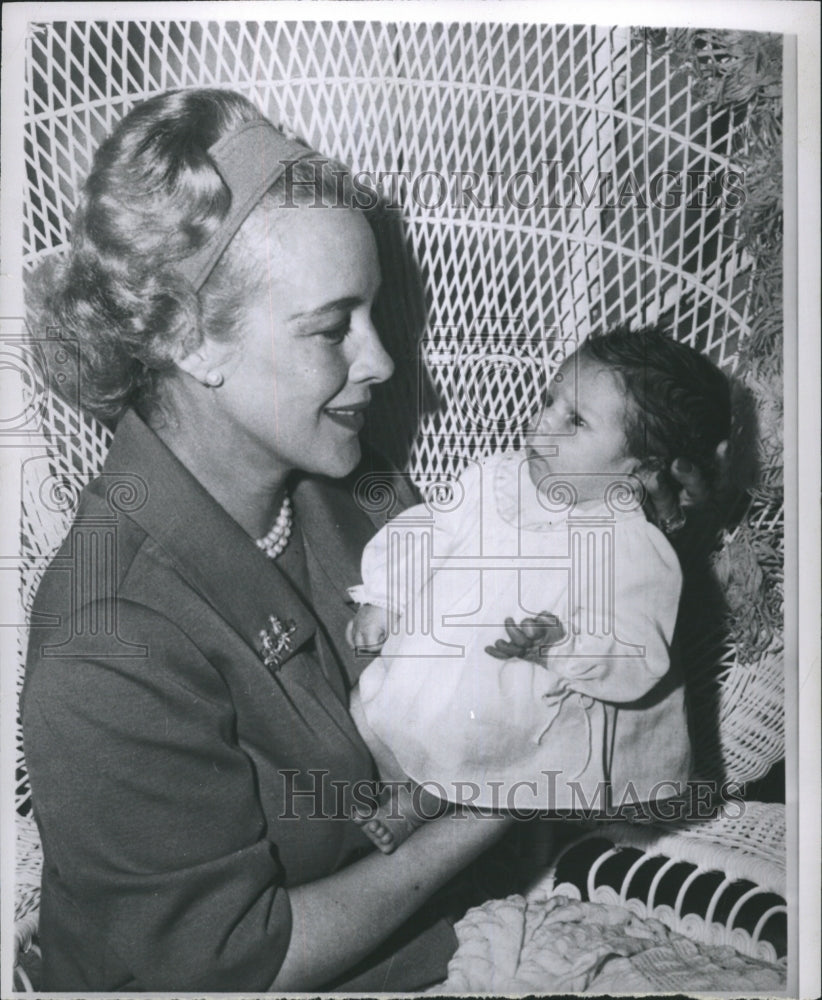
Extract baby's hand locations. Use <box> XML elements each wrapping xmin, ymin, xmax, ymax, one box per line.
<box><xmin>346</xmin><ymin>604</ymin><xmax>398</xmax><ymax>653</ymax></box>
<box><xmin>485</xmin><ymin>612</ymin><xmax>565</xmax><ymax>665</ymax></box>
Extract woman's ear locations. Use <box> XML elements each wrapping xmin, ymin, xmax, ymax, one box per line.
<box><xmin>173</xmin><ymin>336</ymin><xmax>234</xmax><ymax>387</ymax></box>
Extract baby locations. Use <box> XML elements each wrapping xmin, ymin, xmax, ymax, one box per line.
<box><xmin>348</xmin><ymin>326</ymin><xmax>731</xmax><ymax>852</ymax></box>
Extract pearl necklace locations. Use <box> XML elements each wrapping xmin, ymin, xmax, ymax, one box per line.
<box><xmin>255</xmin><ymin>494</ymin><xmax>293</xmax><ymax>559</ymax></box>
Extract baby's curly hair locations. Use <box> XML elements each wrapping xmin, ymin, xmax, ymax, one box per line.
<box><xmin>579</xmin><ymin>325</ymin><xmax>731</xmax><ymax>486</ymax></box>
<box><xmin>28</xmin><ymin>88</ymin><xmax>352</xmax><ymax>422</ymax></box>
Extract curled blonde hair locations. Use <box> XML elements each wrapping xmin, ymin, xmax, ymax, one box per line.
<box><xmin>30</xmin><ymin>88</ymin><xmax>356</xmax><ymax>422</ymax></box>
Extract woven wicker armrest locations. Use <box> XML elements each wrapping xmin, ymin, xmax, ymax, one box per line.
<box><xmin>14</xmin><ymin>814</ymin><xmax>43</xmax><ymax>991</ymax></box>
<box><xmin>13</xmin><ymin>19</ymin><xmax>786</xmax><ymax>995</ymax></box>
<box><xmin>529</xmin><ymin>801</ymin><xmax>786</xmax><ymax>965</ymax></box>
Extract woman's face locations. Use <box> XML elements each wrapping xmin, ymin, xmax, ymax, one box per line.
<box><xmin>214</xmin><ymin>207</ymin><xmax>393</xmax><ymax>481</ymax></box>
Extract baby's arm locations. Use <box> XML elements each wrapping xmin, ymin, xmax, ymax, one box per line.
<box><xmin>345</xmin><ymin>516</ymin><xmax>412</xmax><ymax>654</ymax></box>
<box><xmin>349</xmin><ymin>466</ymin><xmax>480</xmax><ymax>647</ymax></box>
<box><xmin>544</xmin><ymin>634</ymin><xmax>667</xmax><ymax>702</ymax></box>
<box><xmin>346</xmin><ymin>603</ymin><xmax>399</xmax><ymax>653</ymax></box>
<box><xmin>346</xmin><ymin>518</ymin><xmax>401</xmax><ymax>653</ymax></box>
<box><xmin>545</xmin><ymin>526</ymin><xmax>683</xmax><ymax>703</ymax></box>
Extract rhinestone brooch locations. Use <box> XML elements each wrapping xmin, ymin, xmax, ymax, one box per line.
<box><xmin>259</xmin><ymin>615</ymin><xmax>297</xmax><ymax>668</ymax></box>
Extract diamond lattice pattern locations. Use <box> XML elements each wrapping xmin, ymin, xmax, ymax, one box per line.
<box><xmin>19</xmin><ymin>19</ymin><xmax>780</xmax><ymax>811</ymax></box>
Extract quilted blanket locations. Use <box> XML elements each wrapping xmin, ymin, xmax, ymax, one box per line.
<box><xmin>432</xmin><ymin>894</ymin><xmax>786</xmax><ymax>994</ymax></box>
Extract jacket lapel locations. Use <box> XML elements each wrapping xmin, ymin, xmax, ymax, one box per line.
<box><xmin>293</xmin><ymin>474</ymin><xmax>378</xmax><ymax>688</ymax></box>
<box><xmin>292</xmin><ymin>457</ymin><xmax>419</xmax><ymax>688</ymax></box>
<box><xmin>96</xmin><ymin>410</ymin><xmax>318</xmax><ymax>669</ymax></box>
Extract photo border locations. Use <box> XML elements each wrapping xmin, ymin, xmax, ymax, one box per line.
<box><xmin>1</xmin><ymin>2</ymin><xmax>818</xmax><ymax>997</ymax></box>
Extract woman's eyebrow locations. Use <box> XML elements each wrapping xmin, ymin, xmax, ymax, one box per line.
<box><xmin>287</xmin><ymin>296</ymin><xmax>364</xmax><ymax>321</ymax></box>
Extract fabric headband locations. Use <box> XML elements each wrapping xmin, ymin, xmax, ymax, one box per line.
<box><xmin>178</xmin><ymin>120</ymin><xmax>318</xmax><ymax>292</ymax></box>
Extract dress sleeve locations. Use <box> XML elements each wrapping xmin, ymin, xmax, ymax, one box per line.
<box><xmin>23</xmin><ymin>599</ymin><xmax>292</xmax><ymax>991</ymax></box>
<box><xmin>544</xmin><ymin>520</ymin><xmax>682</xmax><ymax>703</ymax></box>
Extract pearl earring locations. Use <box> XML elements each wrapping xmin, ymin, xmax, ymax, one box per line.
<box><xmin>204</xmin><ymin>370</ymin><xmax>224</xmax><ymax>388</ymax></box>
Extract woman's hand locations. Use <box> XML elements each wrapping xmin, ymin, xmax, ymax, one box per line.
<box><xmin>484</xmin><ymin>613</ymin><xmax>565</xmax><ymax>665</ymax></box>
<box><xmin>640</xmin><ymin>445</ymin><xmax>728</xmax><ymax>536</ymax></box>
<box><xmin>270</xmin><ymin>806</ymin><xmax>512</xmax><ymax>990</ymax></box>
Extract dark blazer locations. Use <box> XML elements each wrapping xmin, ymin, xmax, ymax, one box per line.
<box><xmin>22</xmin><ymin>409</ymin><xmax>456</xmax><ymax>991</ymax></box>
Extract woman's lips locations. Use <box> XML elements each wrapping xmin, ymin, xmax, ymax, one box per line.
<box><xmin>323</xmin><ymin>402</ymin><xmax>368</xmax><ymax>432</ymax></box>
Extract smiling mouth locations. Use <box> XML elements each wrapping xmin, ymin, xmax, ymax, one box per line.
<box><xmin>324</xmin><ymin>401</ymin><xmax>369</xmax><ymax>432</ymax></box>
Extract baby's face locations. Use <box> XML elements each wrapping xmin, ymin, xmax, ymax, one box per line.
<box><xmin>525</xmin><ymin>354</ymin><xmax>637</xmax><ymax>501</ymax></box>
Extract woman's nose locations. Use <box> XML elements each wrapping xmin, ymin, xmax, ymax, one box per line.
<box><xmin>350</xmin><ymin>323</ymin><xmax>395</xmax><ymax>384</ymax></box>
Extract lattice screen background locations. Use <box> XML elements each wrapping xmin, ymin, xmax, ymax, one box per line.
<box><xmin>18</xmin><ymin>19</ymin><xmax>783</xmax><ymax>816</ymax></box>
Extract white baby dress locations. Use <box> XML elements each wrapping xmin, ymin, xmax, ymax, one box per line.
<box><xmin>351</xmin><ymin>451</ymin><xmax>691</xmax><ymax>811</ymax></box>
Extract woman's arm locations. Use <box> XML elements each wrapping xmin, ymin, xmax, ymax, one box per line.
<box><xmin>24</xmin><ymin>601</ymin><xmax>294</xmax><ymax>990</ymax></box>
<box><xmin>272</xmin><ymin>807</ymin><xmax>509</xmax><ymax>990</ymax></box>
<box><xmin>24</xmin><ymin>596</ymin><xmax>508</xmax><ymax>991</ymax></box>
<box><xmin>640</xmin><ymin>450</ymin><xmax>727</xmax><ymax>534</ymax></box>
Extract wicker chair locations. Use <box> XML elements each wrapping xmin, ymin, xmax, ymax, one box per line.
<box><xmin>14</xmin><ymin>18</ymin><xmax>784</xmax><ymax>989</ymax></box>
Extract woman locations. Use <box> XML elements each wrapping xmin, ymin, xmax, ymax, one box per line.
<box><xmin>22</xmin><ymin>88</ymin><xmax>706</xmax><ymax>992</ymax></box>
